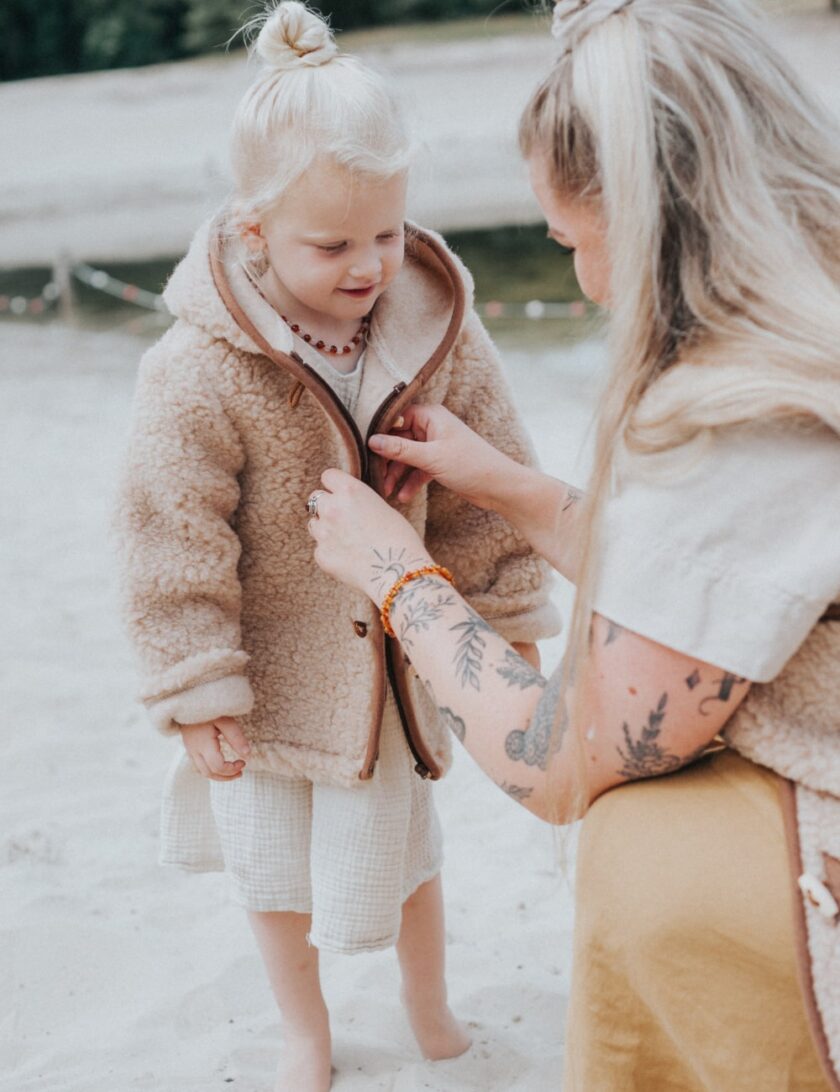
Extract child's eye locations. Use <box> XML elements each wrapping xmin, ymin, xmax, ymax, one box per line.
<box><xmin>377</xmin><ymin>232</ymin><xmax>399</xmax><ymax>241</ymax></box>
<box><xmin>318</xmin><ymin>242</ymin><xmax>346</xmax><ymax>254</ymax></box>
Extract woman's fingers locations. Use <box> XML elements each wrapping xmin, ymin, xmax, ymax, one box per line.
<box><xmin>369</xmin><ymin>431</ymin><xmax>436</xmax><ymax>471</ymax></box>
<box><xmin>394</xmin><ymin>467</ymin><xmax>433</xmax><ymax>503</ymax></box>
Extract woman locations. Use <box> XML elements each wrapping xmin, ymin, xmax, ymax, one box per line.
<box><xmin>306</xmin><ymin>0</ymin><xmax>840</xmax><ymax>1087</ymax></box>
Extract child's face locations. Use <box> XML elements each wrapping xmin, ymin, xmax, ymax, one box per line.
<box><xmin>528</xmin><ymin>152</ymin><xmax>611</xmax><ymax>308</ymax></box>
<box><xmin>257</xmin><ymin>159</ymin><xmax>407</xmax><ymax>323</ymax></box>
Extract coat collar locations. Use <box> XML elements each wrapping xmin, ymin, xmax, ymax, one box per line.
<box><xmin>162</xmin><ymin>216</ymin><xmax>474</xmax><ymax>384</ymax></box>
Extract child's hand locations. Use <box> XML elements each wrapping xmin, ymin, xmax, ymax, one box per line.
<box><xmin>179</xmin><ymin>717</ymin><xmax>251</xmax><ymax>781</ymax></box>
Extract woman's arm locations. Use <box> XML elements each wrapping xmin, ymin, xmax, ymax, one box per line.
<box><xmin>372</xmin><ymin>403</ymin><xmax>585</xmax><ymax>583</ymax></box>
<box><xmin>309</xmin><ymin>471</ymin><xmax>751</xmax><ymax>823</ymax></box>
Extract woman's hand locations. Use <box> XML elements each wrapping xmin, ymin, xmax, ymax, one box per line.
<box><xmin>371</xmin><ymin>403</ymin><xmax>518</xmax><ymax>508</ymax></box>
<box><xmin>308</xmin><ymin>468</ymin><xmax>432</xmax><ymax>605</ymax></box>
<box><xmin>179</xmin><ymin>717</ymin><xmax>250</xmax><ymax>781</ymax></box>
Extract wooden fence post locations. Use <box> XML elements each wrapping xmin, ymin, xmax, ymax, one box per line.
<box><xmin>53</xmin><ymin>252</ymin><xmax>76</xmax><ymax>324</ymax></box>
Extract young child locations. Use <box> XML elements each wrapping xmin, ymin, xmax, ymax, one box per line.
<box><xmin>114</xmin><ymin>3</ymin><xmax>559</xmax><ymax>1089</ymax></box>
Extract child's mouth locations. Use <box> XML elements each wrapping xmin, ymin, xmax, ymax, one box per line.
<box><xmin>338</xmin><ymin>285</ymin><xmax>377</xmax><ymax>298</ymax></box>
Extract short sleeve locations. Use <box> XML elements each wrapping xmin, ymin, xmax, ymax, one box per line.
<box><xmin>591</xmin><ymin>422</ymin><xmax>840</xmax><ymax>682</ymax></box>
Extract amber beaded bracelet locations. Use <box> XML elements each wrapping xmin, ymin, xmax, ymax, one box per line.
<box><xmin>379</xmin><ymin>565</ymin><xmax>455</xmax><ymax>639</ymax></box>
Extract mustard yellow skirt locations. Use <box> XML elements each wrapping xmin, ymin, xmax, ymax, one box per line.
<box><xmin>564</xmin><ymin>748</ymin><xmax>830</xmax><ymax>1091</ymax></box>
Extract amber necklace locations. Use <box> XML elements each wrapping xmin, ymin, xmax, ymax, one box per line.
<box><xmin>281</xmin><ymin>314</ymin><xmax>370</xmax><ymax>356</ymax></box>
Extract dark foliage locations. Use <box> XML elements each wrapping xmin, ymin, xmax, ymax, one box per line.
<box><xmin>3</xmin><ymin>0</ymin><xmax>523</xmax><ymax>82</ymax></box>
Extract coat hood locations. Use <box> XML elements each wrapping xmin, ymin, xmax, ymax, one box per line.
<box><xmin>163</xmin><ymin>217</ymin><xmax>475</xmax><ymax>386</ymax></box>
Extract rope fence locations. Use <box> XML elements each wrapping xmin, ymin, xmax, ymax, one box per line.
<box><xmin>0</xmin><ymin>260</ymin><xmax>596</xmax><ymax>323</ymax></box>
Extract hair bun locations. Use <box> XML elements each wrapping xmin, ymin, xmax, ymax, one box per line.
<box><xmin>255</xmin><ymin>2</ymin><xmax>338</xmax><ymax>71</ymax></box>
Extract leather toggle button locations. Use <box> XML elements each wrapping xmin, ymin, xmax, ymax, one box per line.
<box><xmin>798</xmin><ymin>872</ymin><xmax>840</xmax><ymax>921</ymax></box>
<box><xmin>353</xmin><ymin>620</ymin><xmax>368</xmax><ymax>638</ymax></box>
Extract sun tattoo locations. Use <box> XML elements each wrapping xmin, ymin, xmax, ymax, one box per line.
<box><xmin>369</xmin><ymin>546</ymin><xmax>426</xmax><ymax>599</ymax></box>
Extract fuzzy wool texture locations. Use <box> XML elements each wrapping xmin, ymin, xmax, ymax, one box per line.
<box><xmin>113</xmin><ymin>220</ymin><xmax>560</xmax><ymax>788</ymax></box>
<box><xmin>726</xmin><ymin>621</ymin><xmax>840</xmax><ymax>1082</ymax></box>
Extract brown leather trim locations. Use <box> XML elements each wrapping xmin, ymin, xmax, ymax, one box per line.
<box><xmin>823</xmin><ymin>854</ymin><xmax>840</xmax><ymax>910</ymax></box>
<box><xmin>359</xmin><ymin>617</ymin><xmax>388</xmax><ymax>781</ymax></box>
<box><xmin>820</xmin><ymin>603</ymin><xmax>840</xmax><ymax>623</ymax></box>
<box><xmin>208</xmin><ymin>244</ymin><xmax>365</xmax><ymax>479</ymax></box>
<box><xmin>777</xmin><ymin>777</ymin><xmax>840</xmax><ymax>1091</ymax></box>
<box><xmin>387</xmin><ymin>641</ymin><xmax>443</xmax><ymax>780</ymax></box>
<box><xmin>376</xmin><ymin>229</ymin><xmax>467</xmax><ymax>427</ymax></box>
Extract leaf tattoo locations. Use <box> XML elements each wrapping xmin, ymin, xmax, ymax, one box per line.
<box><xmin>496</xmin><ymin>649</ymin><xmax>547</xmax><ymax>691</ymax></box>
<box><xmin>615</xmin><ymin>693</ymin><xmax>686</xmax><ymax>779</ymax></box>
<box><xmin>398</xmin><ymin>589</ymin><xmax>457</xmax><ymax>649</ymax></box>
<box><xmin>450</xmin><ymin>607</ymin><xmax>493</xmax><ymax>691</ymax></box>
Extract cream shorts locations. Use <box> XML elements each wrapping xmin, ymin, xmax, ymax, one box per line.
<box><xmin>207</xmin><ymin>690</ymin><xmax>443</xmax><ymax>954</ymax></box>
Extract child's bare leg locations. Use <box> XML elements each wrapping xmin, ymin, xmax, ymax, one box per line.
<box><xmin>396</xmin><ymin>874</ymin><xmax>471</xmax><ymax>1060</ymax></box>
<box><xmin>247</xmin><ymin>910</ymin><xmax>332</xmax><ymax>1092</ymax></box>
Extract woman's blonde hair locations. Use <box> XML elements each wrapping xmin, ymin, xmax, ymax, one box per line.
<box><xmin>227</xmin><ymin>1</ymin><xmax>410</xmax><ymax>227</ymax></box>
<box><xmin>519</xmin><ymin>0</ymin><xmax>840</xmax><ymax>814</ymax></box>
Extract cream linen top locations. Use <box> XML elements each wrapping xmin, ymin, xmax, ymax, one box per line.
<box><xmin>592</xmin><ymin>421</ymin><xmax>840</xmax><ymax>682</ymax></box>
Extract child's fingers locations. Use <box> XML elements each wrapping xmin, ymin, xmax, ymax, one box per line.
<box><xmin>196</xmin><ymin>748</ymin><xmax>246</xmax><ymax>781</ymax></box>
<box><xmin>215</xmin><ymin>716</ymin><xmax>251</xmax><ymax>759</ymax></box>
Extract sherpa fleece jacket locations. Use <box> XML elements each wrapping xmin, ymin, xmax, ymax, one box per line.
<box><xmin>114</xmin><ymin>218</ymin><xmax>560</xmax><ymax>788</ymax></box>
<box><xmin>724</xmin><ymin>605</ymin><xmax>840</xmax><ymax>1090</ymax></box>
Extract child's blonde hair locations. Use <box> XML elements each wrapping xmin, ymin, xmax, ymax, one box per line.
<box><xmin>519</xmin><ymin>0</ymin><xmax>840</xmax><ymax>815</ymax></box>
<box><xmin>228</xmin><ymin>1</ymin><xmax>411</xmax><ymax>227</ymax></box>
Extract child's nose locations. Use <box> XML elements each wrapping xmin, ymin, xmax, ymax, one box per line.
<box><xmin>349</xmin><ymin>250</ymin><xmax>381</xmax><ymax>283</ymax></box>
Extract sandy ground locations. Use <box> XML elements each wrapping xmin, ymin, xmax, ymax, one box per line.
<box><xmin>0</xmin><ymin>320</ymin><xmax>605</xmax><ymax>1091</ymax></box>
<box><xmin>2</xmin><ymin>7</ymin><xmax>839</xmax><ymax>266</ymax></box>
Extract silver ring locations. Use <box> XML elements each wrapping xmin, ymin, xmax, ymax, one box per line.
<box><xmin>306</xmin><ymin>490</ymin><xmax>326</xmax><ymax>519</ymax></box>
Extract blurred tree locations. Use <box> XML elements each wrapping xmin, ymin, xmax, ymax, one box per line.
<box><xmin>181</xmin><ymin>0</ymin><xmax>255</xmax><ymax>54</ymax></box>
<box><xmin>79</xmin><ymin>0</ymin><xmax>188</xmax><ymax>70</ymax></box>
<box><xmin>2</xmin><ymin>0</ymin><xmax>523</xmax><ymax>81</ymax></box>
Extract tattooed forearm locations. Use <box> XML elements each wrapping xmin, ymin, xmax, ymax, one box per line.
<box><xmin>698</xmin><ymin>673</ymin><xmax>747</xmax><ymax>716</ymax></box>
<box><xmin>605</xmin><ymin>621</ymin><xmax>624</xmax><ymax>646</ymax></box>
<box><xmin>450</xmin><ymin>606</ymin><xmax>493</xmax><ymax>691</ymax></box>
<box><xmin>505</xmin><ymin>668</ymin><xmax>567</xmax><ymax>771</ymax></box>
<box><xmin>438</xmin><ymin>705</ymin><xmax>466</xmax><ymax>743</ymax></box>
<box><xmin>685</xmin><ymin>669</ymin><xmax>701</xmax><ymax>690</ymax></box>
<box><xmin>496</xmin><ymin>649</ymin><xmax>547</xmax><ymax>691</ymax></box>
<box><xmin>562</xmin><ymin>485</ymin><xmax>583</xmax><ymax>513</ymax></box>
<box><xmin>499</xmin><ymin>781</ymin><xmax>534</xmax><ymax>802</ymax></box>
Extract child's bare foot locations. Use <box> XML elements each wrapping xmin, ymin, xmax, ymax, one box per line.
<box><xmin>274</xmin><ymin>1030</ymin><xmax>333</xmax><ymax>1092</ymax></box>
<box><xmin>401</xmin><ymin>989</ymin><xmax>472</xmax><ymax>1061</ymax></box>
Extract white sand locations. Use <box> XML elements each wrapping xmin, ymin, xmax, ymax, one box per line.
<box><xmin>0</xmin><ymin>321</ymin><xmax>605</xmax><ymax>1091</ymax></box>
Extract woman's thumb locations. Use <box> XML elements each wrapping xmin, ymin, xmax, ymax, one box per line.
<box><xmin>368</xmin><ymin>433</ymin><xmax>431</xmax><ymax>468</ymax></box>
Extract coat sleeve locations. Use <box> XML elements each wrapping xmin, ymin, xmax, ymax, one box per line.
<box><xmin>426</xmin><ymin>310</ymin><xmax>562</xmax><ymax>645</ymax></box>
<box><xmin>113</xmin><ymin>331</ymin><xmax>254</xmax><ymax>735</ymax></box>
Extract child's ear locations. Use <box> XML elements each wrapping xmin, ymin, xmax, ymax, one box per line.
<box><xmin>241</xmin><ymin>223</ymin><xmax>265</xmax><ymax>254</ymax></box>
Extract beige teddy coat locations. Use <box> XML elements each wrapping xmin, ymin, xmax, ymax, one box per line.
<box><xmin>724</xmin><ymin>607</ymin><xmax>840</xmax><ymax>1090</ymax></box>
<box><xmin>114</xmin><ymin>219</ymin><xmax>560</xmax><ymax>789</ymax></box>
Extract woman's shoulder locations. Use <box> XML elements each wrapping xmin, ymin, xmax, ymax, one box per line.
<box><xmin>596</xmin><ymin>416</ymin><xmax>840</xmax><ymax>682</ymax></box>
